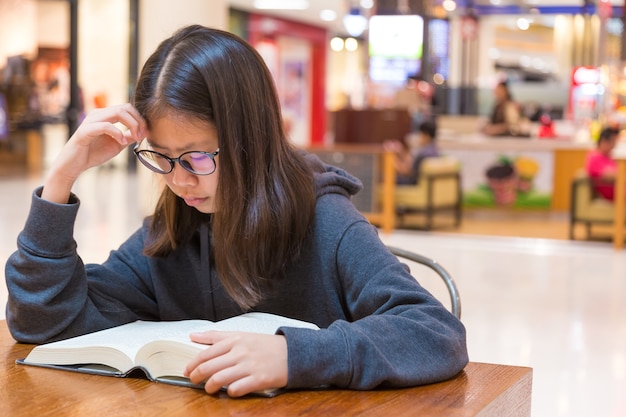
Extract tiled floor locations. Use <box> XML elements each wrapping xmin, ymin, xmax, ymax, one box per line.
<box><xmin>1</xmin><ymin>126</ymin><xmax>626</xmax><ymax>416</ymax></box>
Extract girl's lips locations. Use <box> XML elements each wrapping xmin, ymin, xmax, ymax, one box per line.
<box><xmin>182</xmin><ymin>196</ymin><xmax>208</xmax><ymax>207</ymax></box>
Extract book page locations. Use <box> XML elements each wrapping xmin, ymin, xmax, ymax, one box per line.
<box><xmin>24</xmin><ymin>320</ymin><xmax>213</xmax><ymax>372</ymax></box>
<box><xmin>210</xmin><ymin>312</ymin><xmax>319</xmax><ymax>334</ymax></box>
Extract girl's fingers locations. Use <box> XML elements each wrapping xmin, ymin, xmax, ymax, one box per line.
<box><xmin>205</xmin><ymin>365</ymin><xmax>250</xmax><ymax>395</ymax></box>
<box><xmin>81</xmin><ymin>104</ymin><xmax>147</xmax><ymax>140</ymax></box>
<box><xmin>183</xmin><ymin>332</ymin><xmax>288</xmax><ymax>397</ymax></box>
<box><xmin>75</xmin><ymin>121</ymin><xmax>126</xmax><ymax>146</ymax></box>
<box><xmin>71</xmin><ymin>104</ymin><xmax>147</xmax><ymax>147</ymax></box>
<box><xmin>115</xmin><ymin>104</ymin><xmax>147</xmax><ymax>141</ymax></box>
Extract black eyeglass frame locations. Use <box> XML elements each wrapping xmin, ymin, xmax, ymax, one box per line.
<box><xmin>133</xmin><ymin>143</ymin><xmax>220</xmax><ymax>176</ymax></box>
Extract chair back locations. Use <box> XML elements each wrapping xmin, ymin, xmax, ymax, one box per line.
<box><xmin>421</xmin><ymin>156</ymin><xmax>460</xmax><ymax>174</ymax></box>
<box><xmin>572</xmin><ymin>170</ymin><xmax>594</xmax><ymax>215</ymax></box>
<box><xmin>387</xmin><ymin>245</ymin><xmax>461</xmax><ymax>319</ymax></box>
<box><xmin>394</xmin><ymin>156</ymin><xmax>461</xmax><ymax>207</ymax></box>
<box><xmin>569</xmin><ymin>169</ymin><xmax>616</xmax><ymax>239</ymax></box>
<box><xmin>571</xmin><ymin>169</ymin><xmax>614</xmax><ymax>218</ymax></box>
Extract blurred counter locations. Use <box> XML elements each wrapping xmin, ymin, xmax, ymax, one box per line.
<box><xmin>328</xmin><ymin>111</ymin><xmax>596</xmax><ymax>212</ymax></box>
<box><xmin>436</xmin><ymin>133</ymin><xmax>594</xmax><ymax>211</ymax></box>
<box><xmin>439</xmin><ymin>133</ymin><xmax>593</xmax><ymax>151</ymax></box>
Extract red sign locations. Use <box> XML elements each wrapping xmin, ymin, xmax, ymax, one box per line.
<box><xmin>598</xmin><ymin>0</ymin><xmax>612</xmax><ymax>19</ymax></box>
<box><xmin>572</xmin><ymin>66</ymin><xmax>600</xmax><ymax>86</ymax></box>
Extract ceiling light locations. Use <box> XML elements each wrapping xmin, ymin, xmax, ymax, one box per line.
<box><xmin>343</xmin><ymin>7</ymin><xmax>367</xmax><ymax>37</ymax></box>
<box><xmin>320</xmin><ymin>9</ymin><xmax>337</xmax><ymax>21</ymax></box>
<box><xmin>330</xmin><ymin>37</ymin><xmax>344</xmax><ymax>52</ymax></box>
<box><xmin>442</xmin><ymin>0</ymin><xmax>456</xmax><ymax>12</ymax></box>
<box><xmin>517</xmin><ymin>18</ymin><xmax>530</xmax><ymax>30</ymax></box>
<box><xmin>344</xmin><ymin>37</ymin><xmax>359</xmax><ymax>51</ymax></box>
<box><xmin>253</xmin><ymin>0</ymin><xmax>309</xmax><ymax>10</ymax></box>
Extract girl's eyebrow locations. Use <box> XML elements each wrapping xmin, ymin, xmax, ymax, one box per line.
<box><xmin>145</xmin><ymin>139</ymin><xmax>206</xmax><ymax>154</ymax></box>
<box><xmin>145</xmin><ymin>140</ymin><xmax>169</xmax><ymax>151</ymax></box>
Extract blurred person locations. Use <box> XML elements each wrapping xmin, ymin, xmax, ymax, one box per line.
<box><xmin>384</xmin><ymin>120</ymin><xmax>440</xmax><ymax>185</ymax></box>
<box><xmin>481</xmin><ymin>81</ymin><xmax>528</xmax><ymax>137</ymax></box>
<box><xmin>585</xmin><ymin>126</ymin><xmax>621</xmax><ymax>201</ymax></box>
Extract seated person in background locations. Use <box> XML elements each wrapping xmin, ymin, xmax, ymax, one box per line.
<box><xmin>481</xmin><ymin>81</ymin><xmax>527</xmax><ymax>137</ymax></box>
<box><xmin>585</xmin><ymin>126</ymin><xmax>621</xmax><ymax>200</ymax></box>
<box><xmin>384</xmin><ymin>120</ymin><xmax>440</xmax><ymax>185</ymax></box>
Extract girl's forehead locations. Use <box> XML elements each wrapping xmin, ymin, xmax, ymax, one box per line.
<box><xmin>147</xmin><ymin>117</ymin><xmax>218</xmax><ymax>151</ymax></box>
<box><xmin>150</xmin><ymin>113</ymin><xmax>215</xmax><ymax>131</ymax></box>
<box><xmin>150</xmin><ymin>109</ymin><xmax>211</xmax><ymax>125</ymax></box>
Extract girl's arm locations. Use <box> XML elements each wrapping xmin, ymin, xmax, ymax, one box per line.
<box><xmin>5</xmin><ymin>191</ymin><xmax>154</xmax><ymax>344</ymax></box>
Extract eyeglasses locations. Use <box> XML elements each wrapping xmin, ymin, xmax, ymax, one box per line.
<box><xmin>133</xmin><ymin>142</ymin><xmax>219</xmax><ymax>175</ymax></box>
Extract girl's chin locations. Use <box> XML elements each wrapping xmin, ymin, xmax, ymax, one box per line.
<box><xmin>195</xmin><ymin>206</ymin><xmax>215</xmax><ymax>214</ymax></box>
<box><xmin>183</xmin><ymin>197</ymin><xmax>214</xmax><ymax>213</ymax></box>
<box><xmin>192</xmin><ymin>203</ymin><xmax>215</xmax><ymax>214</ymax></box>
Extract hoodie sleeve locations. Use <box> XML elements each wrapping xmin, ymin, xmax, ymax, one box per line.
<box><xmin>5</xmin><ymin>187</ymin><xmax>154</xmax><ymax>343</ymax></box>
<box><xmin>279</xmin><ymin>199</ymin><xmax>468</xmax><ymax>390</ymax></box>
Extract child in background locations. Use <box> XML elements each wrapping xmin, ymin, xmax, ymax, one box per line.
<box><xmin>384</xmin><ymin>120</ymin><xmax>441</xmax><ymax>185</ymax></box>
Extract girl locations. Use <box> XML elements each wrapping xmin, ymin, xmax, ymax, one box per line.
<box><xmin>6</xmin><ymin>25</ymin><xmax>467</xmax><ymax>397</ymax></box>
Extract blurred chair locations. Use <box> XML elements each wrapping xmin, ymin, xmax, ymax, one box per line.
<box><xmin>394</xmin><ymin>156</ymin><xmax>462</xmax><ymax>230</ymax></box>
<box><xmin>387</xmin><ymin>245</ymin><xmax>461</xmax><ymax>319</ymax></box>
<box><xmin>569</xmin><ymin>169</ymin><xmax>617</xmax><ymax>240</ymax></box>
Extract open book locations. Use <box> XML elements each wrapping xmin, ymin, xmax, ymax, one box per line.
<box><xmin>18</xmin><ymin>312</ymin><xmax>319</xmax><ymax>395</ymax></box>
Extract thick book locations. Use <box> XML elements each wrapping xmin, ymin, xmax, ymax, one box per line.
<box><xmin>18</xmin><ymin>312</ymin><xmax>319</xmax><ymax>396</ymax></box>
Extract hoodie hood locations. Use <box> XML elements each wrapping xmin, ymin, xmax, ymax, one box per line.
<box><xmin>303</xmin><ymin>152</ymin><xmax>363</xmax><ymax>199</ymax></box>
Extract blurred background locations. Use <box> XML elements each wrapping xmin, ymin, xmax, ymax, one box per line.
<box><xmin>1</xmin><ymin>0</ymin><xmax>624</xmax><ymax>146</ymax></box>
<box><xmin>1</xmin><ymin>0</ymin><xmax>625</xmax><ymax>225</ymax></box>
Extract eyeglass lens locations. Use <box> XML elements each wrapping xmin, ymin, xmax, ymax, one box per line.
<box><xmin>137</xmin><ymin>151</ymin><xmax>217</xmax><ymax>175</ymax></box>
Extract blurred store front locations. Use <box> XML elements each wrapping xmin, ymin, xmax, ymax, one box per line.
<box><xmin>1</xmin><ymin>0</ymin><xmax>625</xmax><ymax>217</ymax></box>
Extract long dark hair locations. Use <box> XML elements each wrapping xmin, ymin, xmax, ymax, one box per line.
<box><xmin>132</xmin><ymin>25</ymin><xmax>317</xmax><ymax>309</ymax></box>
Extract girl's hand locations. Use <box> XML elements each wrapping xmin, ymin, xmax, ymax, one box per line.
<box><xmin>184</xmin><ymin>331</ymin><xmax>288</xmax><ymax>397</ymax></box>
<box><xmin>42</xmin><ymin>104</ymin><xmax>147</xmax><ymax>203</ymax></box>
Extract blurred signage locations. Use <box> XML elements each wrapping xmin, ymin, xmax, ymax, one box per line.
<box><xmin>368</xmin><ymin>15</ymin><xmax>423</xmax><ymax>82</ymax></box>
<box><xmin>572</xmin><ymin>66</ymin><xmax>600</xmax><ymax>85</ymax></box>
<box><xmin>0</xmin><ymin>93</ymin><xmax>8</xmax><ymax>141</ymax></box>
<box><xmin>429</xmin><ymin>19</ymin><xmax>450</xmax><ymax>79</ymax></box>
<box><xmin>568</xmin><ymin>66</ymin><xmax>603</xmax><ymax>121</ymax></box>
<box><xmin>597</xmin><ymin>0</ymin><xmax>612</xmax><ymax>19</ymax></box>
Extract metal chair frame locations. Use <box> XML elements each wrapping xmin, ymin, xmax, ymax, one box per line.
<box><xmin>386</xmin><ymin>245</ymin><xmax>462</xmax><ymax>319</ymax></box>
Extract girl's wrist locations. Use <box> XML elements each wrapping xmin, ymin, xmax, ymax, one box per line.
<box><xmin>41</xmin><ymin>170</ymin><xmax>77</xmax><ymax>204</ymax></box>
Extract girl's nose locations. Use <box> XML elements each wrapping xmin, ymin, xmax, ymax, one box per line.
<box><xmin>170</xmin><ymin>164</ymin><xmax>196</xmax><ymax>187</ymax></box>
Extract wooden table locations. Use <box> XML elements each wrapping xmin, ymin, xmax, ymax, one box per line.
<box><xmin>0</xmin><ymin>321</ymin><xmax>532</xmax><ymax>416</ymax></box>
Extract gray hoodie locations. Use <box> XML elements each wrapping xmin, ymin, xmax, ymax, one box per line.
<box><xmin>5</xmin><ymin>154</ymin><xmax>468</xmax><ymax>391</ymax></box>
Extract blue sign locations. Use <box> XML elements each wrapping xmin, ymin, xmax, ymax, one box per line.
<box><xmin>0</xmin><ymin>93</ymin><xmax>8</xmax><ymax>141</ymax></box>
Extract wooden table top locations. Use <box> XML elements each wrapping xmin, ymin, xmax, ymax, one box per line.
<box><xmin>0</xmin><ymin>321</ymin><xmax>532</xmax><ymax>417</ymax></box>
